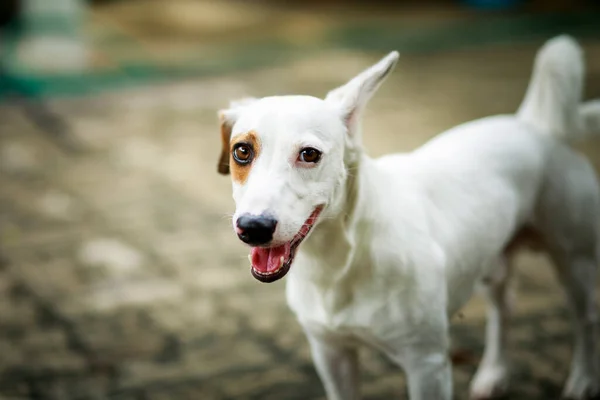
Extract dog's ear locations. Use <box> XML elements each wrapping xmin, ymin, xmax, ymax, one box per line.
<box><xmin>325</xmin><ymin>51</ymin><xmax>399</xmax><ymax>137</ymax></box>
<box><xmin>217</xmin><ymin>97</ymin><xmax>257</xmax><ymax>175</ymax></box>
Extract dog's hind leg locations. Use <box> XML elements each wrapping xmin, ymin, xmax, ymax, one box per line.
<box><xmin>549</xmin><ymin>249</ymin><xmax>600</xmax><ymax>400</ymax></box>
<box><xmin>469</xmin><ymin>257</ymin><xmax>514</xmax><ymax>400</ymax></box>
<box><xmin>535</xmin><ymin>150</ymin><xmax>600</xmax><ymax>399</ymax></box>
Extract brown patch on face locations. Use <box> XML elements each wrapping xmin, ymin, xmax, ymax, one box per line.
<box><xmin>504</xmin><ymin>226</ymin><xmax>545</xmax><ymax>255</ymax></box>
<box><xmin>230</xmin><ymin>131</ymin><xmax>261</xmax><ymax>184</ymax></box>
<box><xmin>217</xmin><ymin>113</ymin><xmax>231</xmax><ymax>175</ymax></box>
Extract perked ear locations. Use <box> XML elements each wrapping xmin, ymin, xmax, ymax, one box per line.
<box><xmin>217</xmin><ymin>97</ymin><xmax>257</xmax><ymax>175</ymax></box>
<box><xmin>325</xmin><ymin>51</ymin><xmax>399</xmax><ymax>136</ymax></box>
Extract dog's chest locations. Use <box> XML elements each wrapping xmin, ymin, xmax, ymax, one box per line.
<box><xmin>285</xmin><ymin>210</ymin><xmax>451</xmax><ymax>340</ymax></box>
<box><xmin>285</xmin><ymin>250</ymin><xmax>433</xmax><ymax>341</ymax></box>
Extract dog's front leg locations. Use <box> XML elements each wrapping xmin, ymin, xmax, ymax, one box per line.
<box><xmin>399</xmin><ymin>345</ymin><xmax>453</xmax><ymax>400</ymax></box>
<box><xmin>305</xmin><ymin>331</ymin><xmax>360</xmax><ymax>400</ymax></box>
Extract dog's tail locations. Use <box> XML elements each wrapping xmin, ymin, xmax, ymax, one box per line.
<box><xmin>517</xmin><ymin>35</ymin><xmax>600</xmax><ymax>143</ymax></box>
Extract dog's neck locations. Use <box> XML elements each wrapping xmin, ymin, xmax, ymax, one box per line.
<box><xmin>340</xmin><ymin>152</ymin><xmax>362</xmax><ymax>223</ymax></box>
<box><xmin>327</xmin><ymin>144</ymin><xmax>365</xmax><ymax>227</ymax></box>
<box><xmin>291</xmin><ymin>149</ymin><xmax>371</xmax><ymax>286</ymax></box>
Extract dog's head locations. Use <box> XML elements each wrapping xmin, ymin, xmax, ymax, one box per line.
<box><xmin>217</xmin><ymin>51</ymin><xmax>399</xmax><ymax>282</ymax></box>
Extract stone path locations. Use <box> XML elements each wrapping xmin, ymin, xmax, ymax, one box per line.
<box><xmin>1</xmin><ymin>37</ymin><xmax>600</xmax><ymax>399</ymax></box>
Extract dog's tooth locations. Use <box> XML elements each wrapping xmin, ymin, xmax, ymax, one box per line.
<box><xmin>280</xmin><ymin>256</ymin><xmax>284</xmax><ymax>268</ymax></box>
<box><xmin>248</xmin><ymin>254</ymin><xmax>252</xmax><ymax>263</ymax></box>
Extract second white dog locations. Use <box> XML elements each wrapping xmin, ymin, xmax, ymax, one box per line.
<box><xmin>218</xmin><ymin>35</ymin><xmax>600</xmax><ymax>399</ymax></box>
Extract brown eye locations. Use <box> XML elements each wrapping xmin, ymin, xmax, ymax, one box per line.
<box><xmin>299</xmin><ymin>147</ymin><xmax>322</xmax><ymax>164</ymax></box>
<box><xmin>232</xmin><ymin>143</ymin><xmax>253</xmax><ymax>165</ymax></box>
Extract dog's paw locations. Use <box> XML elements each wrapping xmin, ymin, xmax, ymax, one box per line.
<box><xmin>469</xmin><ymin>364</ymin><xmax>509</xmax><ymax>400</ymax></box>
<box><xmin>562</xmin><ymin>371</ymin><xmax>600</xmax><ymax>400</ymax></box>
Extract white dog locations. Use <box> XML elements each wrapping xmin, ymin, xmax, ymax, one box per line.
<box><xmin>217</xmin><ymin>35</ymin><xmax>600</xmax><ymax>400</ymax></box>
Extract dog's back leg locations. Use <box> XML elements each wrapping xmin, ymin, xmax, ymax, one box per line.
<box><xmin>548</xmin><ymin>248</ymin><xmax>599</xmax><ymax>399</ymax></box>
<box><xmin>535</xmin><ymin>152</ymin><xmax>600</xmax><ymax>399</ymax></box>
<box><xmin>469</xmin><ymin>256</ymin><xmax>515</xmax><ymax>400</ymax></box>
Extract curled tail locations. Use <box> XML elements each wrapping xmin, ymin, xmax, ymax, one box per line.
<box><xmin>517</xmin><ymin>35</ymin><xmax>600</xmax><ymax>143</ymax></box>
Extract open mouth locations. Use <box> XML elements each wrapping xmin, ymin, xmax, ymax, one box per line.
<box><xmin>249</xmin><ymin>206</ymin><xmax>323</xmax><ymax>283</ymax></box>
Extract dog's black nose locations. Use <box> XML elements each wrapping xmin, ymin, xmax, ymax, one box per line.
<box><xmin>236</xmin><ymin>214</ymin><xmax>277</xmax><ymax>246</ymax></box>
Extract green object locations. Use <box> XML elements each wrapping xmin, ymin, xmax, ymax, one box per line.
<box><xmin>1</xmin><ymin>11</ymin><xmax>600</xmax><ymax>100</ymax></box>
<box><xmin>22</xmin><ymin>0</ymin><xmax>85</xmax><ymax>36</ymax></box>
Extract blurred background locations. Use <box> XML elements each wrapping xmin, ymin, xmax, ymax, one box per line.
<box><xmin>1</xmin><ymin>0</ymin><xmax>600</xmax><ymax>399</ymax></box>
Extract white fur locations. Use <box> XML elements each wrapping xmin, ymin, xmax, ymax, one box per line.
<box><xmin>221</xmin><ymin>36</ymin><xmax>600</xmax><ymax>399</ymax></box>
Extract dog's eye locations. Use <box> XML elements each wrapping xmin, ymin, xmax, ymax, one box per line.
<box><xmin>298</xmin><ymin>148</ymin><xmax>321</xmax><ymax>164</ymax></box>
<box><xmin>232</xmin><ymin>143</ymin><xmax>253</xmax><ymax>165</ymax></box>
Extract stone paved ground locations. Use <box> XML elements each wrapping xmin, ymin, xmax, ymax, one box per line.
<box><xmin>1</xmin><ymin>24</ymin><xmax>600</xmax><ymax>400</ymax></box>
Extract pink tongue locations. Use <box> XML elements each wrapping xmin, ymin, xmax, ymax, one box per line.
<box><xmin>251</xmin><ymin>243</ymin><xmax>291</xmax><ymax>273</ymax></box>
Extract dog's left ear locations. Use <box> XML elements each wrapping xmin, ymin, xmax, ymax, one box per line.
<box><xmin>325</xmin><ymin>51</ymin><xmax>399</xmax><ymax>137</ymax></box>
<box><xmin>217</xmin><ymin>97</ymin><xmax>257</xmax><ymax>175</ymax></box>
